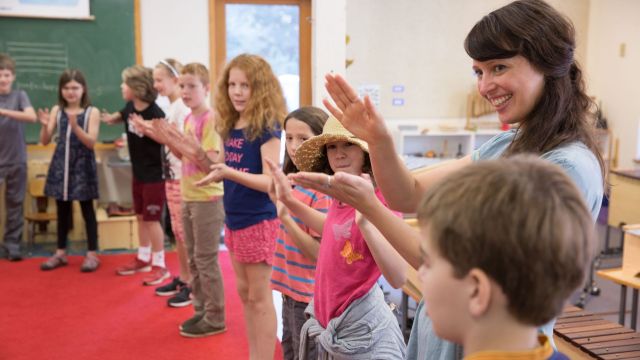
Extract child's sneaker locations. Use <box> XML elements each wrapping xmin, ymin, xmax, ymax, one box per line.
<box><xmin>155</xmin><ymin>276</ymin><xmax>185</xmax><ymax>296</ymax></box>
<box><xmin>40</xmin><ymin>254</ymin><xmax>68</xmax><ymax>271</ymax></box>
<box><xmin>179</xmin><ymin>317</ymin><xmax>226</xmax><ymax>338</ymax></box>
<box><xmin>115</xmin><ymin>257</ymin><xmax>151</xmax><ymax>275</ymax></box>
<box><xmin>142</xmin><ymin>266</ymin><xmax>170</xmax><ymax>286</ymax></box>
<box><xmin>168</xmin><ymin>285</ymin><xmax>192</xmax><ymax>308</ymax></box>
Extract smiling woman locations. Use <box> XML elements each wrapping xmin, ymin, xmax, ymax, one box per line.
<box><xmin>471</xmin><ymin>56</ymin><xmax>544</xmax><ymax>125</ymax></box>
<box><xmin>301</xmin><ymin>1</ymin><xmax>607</xmax><ymax>359</ymax></box>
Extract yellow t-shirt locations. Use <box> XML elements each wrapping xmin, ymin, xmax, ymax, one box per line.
<box><xmin>180</xmin><ymin>110</ymin><xmax>223</xmax><ymax>201</ymax></box>
<box><xmin>464</xmin><ymin>335</ymin><xmax>562</xmax><ymax>360</ymax></box>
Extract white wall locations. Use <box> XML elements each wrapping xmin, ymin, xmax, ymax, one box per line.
<box><xmin>312</xmin><ymin>0</ymin><xmax>346</xmax><ymax>106</ymax></box>
<box><xmin>140</xmin><ymin>0</ymin><xmax>345</xmax><ymax>108</ymax></box>
<box><xmin>344</xmin><ymin>0</ymin><xmax>591</xmax><ymax>120</ymax></box>
<box><xmin>139</xmin><ymin>0</ymin><xmax>639</xmax><ymax>167</ymax></box>
<box><xmin>140</xmin><ymin>0</ymin><xmax>210</xmax><ymax>68</ymax></box>
<box><xmin>586</xmin><ymin>0</ymin><xmax>640</xmax><ymax>168</ymax></box>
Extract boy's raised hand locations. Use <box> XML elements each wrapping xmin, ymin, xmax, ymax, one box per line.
<box><xmin>323</xmin><ymin>73</ymin><xmax>389</xmax><ymax>144</ymax></box>
<box><xmin>37</xmin><ymin>108</ymin><xmax>50</xmax><ymax>126</ymax></box>
<box><xmin>100</xmin><ymin>109</ymin><xmax>123</xmax><ymax>125</ymax></box>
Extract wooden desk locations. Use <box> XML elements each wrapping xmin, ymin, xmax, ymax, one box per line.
<box><xmin>608</xmin><ymin>169</ymin><xmax>640</xmax><ymax>229</ymax></box>
<box><xmin>596</xmin><ymin>268</ymin><xmax>640</xmax><ymax>330</ymax></box>
<box><xmin>598</xmin><ymin>226</ymin><xmax>640</xmax><ymax>330</ymax></box>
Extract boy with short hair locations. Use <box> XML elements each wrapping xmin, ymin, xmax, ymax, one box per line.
<box><xmin>150</xmin><ymin>63</ymin><xmax>227</xmax><ymax>337</ymax></box>
<box><xmin>416</xmin><ymin>156</ymin><xmax>594</xmax><ymax>359</ymax></box>
<box><xmin>0</xmin><ymin>53</ymin><xmax>37</xmax><ymax>261</ymax></box>
<box><xmin>102</xmin><ymin>65</ymin><xmax>168</xmax><ymax>284</ymax></box>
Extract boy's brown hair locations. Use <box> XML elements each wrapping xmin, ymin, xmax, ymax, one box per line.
<box><xmin>122</xmin><ymin>65</ymin><xmax>157</xmax><ymax>104</ymax></box>
<box><xmin>181</xmin><ymin>63</ymin><xmax>210</xmax><ymax>86</ymax></box>
<box><xmin>0</xmin><ymin>53</ymin><xmax>16</xmax><ymax>74</ymax></box>
<box><xmin>417</xmin><ymin>155</ymin><xmax>594</xmax><ymax>326</ymax></box>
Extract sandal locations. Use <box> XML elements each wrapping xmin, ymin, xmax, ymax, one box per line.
<box><xmin>80</xmin><ymin>254</ymin><xmax>100</xmax><ymax>273</ymax></box>
<box><xmin>40</xmin><ymin>254</ymin><xmax>68</xmax><ymax>271</ymax></box>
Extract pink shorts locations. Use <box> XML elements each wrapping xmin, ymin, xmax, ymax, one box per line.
<box><xmin>164</xmin><ymin>180</ymin><xmax>184</xmax><ymax>243</ymax></box>
<box><xmin>224</xmin><ymin>219</ymin><xmax>279</xmax><ymax>265</ymax></box>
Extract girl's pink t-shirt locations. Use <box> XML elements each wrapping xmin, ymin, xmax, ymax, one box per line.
<box><xmin>313</xmin><ymin>188</ymin><xmax>401</xmax><ymax>327</ymax></box>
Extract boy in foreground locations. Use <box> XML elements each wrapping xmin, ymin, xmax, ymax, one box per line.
<box><xmin>416</xmin><ymin>156</ymin><xmax>594</xmax><ymax>359</ymax></box>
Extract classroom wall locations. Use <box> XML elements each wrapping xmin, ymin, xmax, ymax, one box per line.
<box><xmin>139</xmin><ymin>0</ymin><xmax>210</xmax><ymax>67</ymax></box>
<box><xmin>139</xmin><ymin>0</ymin><xmax>345</xmax><ymax>108</ymax></box>
<box><xmin>344</xmin><ymin>0</ymin><xmax>590</xmax><ymax>120</ymax></box>
<box><xmin>586</xmin><ymin>0</ymin><xmax>640</xmax><ymax>168</ymax></box>
<box><xmin>138</xmin><ymin>0</ymin><xmax>639</xmax><ymax>167</ymax></box>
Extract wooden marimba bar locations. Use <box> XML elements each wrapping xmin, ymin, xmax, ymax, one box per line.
<box><xmin>554</xmin><ymin>306</ymin><xmax>640</xmax><ymax>359</ymax></box>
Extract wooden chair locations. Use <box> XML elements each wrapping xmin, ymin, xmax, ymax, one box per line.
<box><xmin>24</xmin><ymin>177</ymin><xmax>57</xmax><ymax>253</ymax></box>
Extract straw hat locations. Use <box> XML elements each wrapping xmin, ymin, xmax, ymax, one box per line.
<box><xmin>293</xmin><ymin>115</ymin><xmax>369</xmax><ymax>172</ymax></box>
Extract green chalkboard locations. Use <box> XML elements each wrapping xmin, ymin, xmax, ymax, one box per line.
<box><xmin>0</xmin><ymin>0</ymin><xmax>135</xmax><ymax>143</ymax></box>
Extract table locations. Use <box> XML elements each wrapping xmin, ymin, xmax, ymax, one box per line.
<box><xmin>605</xmin><ymin>169</ymin><xmax>640</xmax><ymax>252</ymax></box>
<box><xmin>596</xmin><ymin>268</ymin><xmax>640</xmax><ymax>330</ymax></box>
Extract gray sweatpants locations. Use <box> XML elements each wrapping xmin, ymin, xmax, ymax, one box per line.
<box><xmin>0</xmin><ymin>163</ymin><xmax>26</xmax><ymax>256</ymax></box>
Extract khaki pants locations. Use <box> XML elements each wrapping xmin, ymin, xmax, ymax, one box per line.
<box><xmin>182</xmin><ymin>200</ymin><xmax>225</xmax><ymax>326</ymax></box>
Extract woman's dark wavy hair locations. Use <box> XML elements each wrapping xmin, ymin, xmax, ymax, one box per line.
<box><xmin>464</xmin><ymin>0</ymin><xmax>604</xmax><ymax>179</ymax></box>
<box><xmin>282</xmin><ymin>107</ymin><xmax>329</xmax><ymax>174</ymax></box>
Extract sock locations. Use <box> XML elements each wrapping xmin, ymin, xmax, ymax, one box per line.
<box><xmin>152</xmin><ymin>250</ymin><xmax>165</xmax><ymax>268</ymax></box>
<box><xmin>137</xmin><ymin>246</ymin><xmax>151</xmax><ymax>262</ymax></box>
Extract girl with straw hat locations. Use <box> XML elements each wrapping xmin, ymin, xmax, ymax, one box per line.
<box><xmin>270</xmin><ymin>115</ymin><xmax>407</xmax><ymax>359</ymax></box>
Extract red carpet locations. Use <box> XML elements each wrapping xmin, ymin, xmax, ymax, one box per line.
<box><xmin>0</xmin><ymin>251</ymin><xmax>282</xmax><ymax>360</ymax></box>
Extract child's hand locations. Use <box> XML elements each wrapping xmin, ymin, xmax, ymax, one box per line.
<box><xmin>37</xmin><ymin>108</ymin><xmax>50</xmax><ymax>126</ymax></box>
<box><xmin>100</xmin><ymin>109</ymin><xmax>120</xmax><ymax>125</ymax></box>
<box><xmin>265</xmin><ymin>158</ymin><xmax>292</xmax><ymax>203</ymax></box>
<box><xmin>355</xmin><ymin>210</ymin><xmax>367</xmax><ymax>227</ymax></box>
<box><xmin>100</xmin><ymin>110</ymin><xmax>114</xmax><ymax>124</ymax></box>
<box><xmin>289</xmin><ymin>171</ymin><xmax>378</xmax><ymax>213</ymax></box>
<box><xmin>276</xmin><ymin>201</ymin><xmax>290</xmax><ymax>219</ymax></box>
<box><xmin>267</xmin><ymin>178</ymin><xmax>278</xmax><ymax>204</ymax></box>
<box><xmin>195</xmin><ymin>163</ymin><xmax>228</xmax><ymax>186</ymax></box>
<box><xmin>323</xmin><ymin>73</ymin><xmax>389</xmax><ymax>143</ymax></box>
<box><xmin>68</xmin><ymin>112</ymin><xmax>79</xmax><ymax>129</ymax></box>
<box><xmin>130</xmin><ymin>113</ymin><xmax>147</xmax><ymax>134</ymax></box>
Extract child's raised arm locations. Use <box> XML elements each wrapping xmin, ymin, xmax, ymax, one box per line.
<box><xmin>38</xmin><ymin>107</ymin><xmax>57</xmax><ymax>145</ymax></box>
<box><xmin>0</xmin><ymin>105</ymin><xmax>36</xmax><ymax>123</ymax></box>
<box><xmin>267</xmin><ymin>158</ymin><xmax>326</xmax><ymax>237</ymax></box>
<box><xmin>100</xmin><ymin>109</ymin><xmax>122</xmax><ymax>125</ymax></box>
<box><xmin>196</xmin><ymin>136</ymin><xmax>279</xmax><ymax>193</ymax></box>
<box><xmin>356</xmin><ymin>209</ymin><xmax>407</xmax><ymax>289</ymax></box>
<box><xmin>69</xmin><ymin>107</ymin><xmax>101</xmax><ymax>149</ymax></box>
<box><xmin>291</xmin><ymin>170</ymin><xmax>424</xmax><ymax>270</ymax></box>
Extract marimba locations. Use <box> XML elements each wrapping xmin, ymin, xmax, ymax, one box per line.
<box><xmin>554</xmin><ymin>306</ymin><xmax>640</xmax><ymax>359</ymax></box>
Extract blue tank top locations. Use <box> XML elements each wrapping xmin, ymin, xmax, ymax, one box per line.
<box><xmin>223</xmin><ymin>127</ymin><xmax>281</xmax><ymax>230</ymax></box>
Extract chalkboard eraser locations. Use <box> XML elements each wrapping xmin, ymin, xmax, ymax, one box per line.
<box><xmin>103</xmin><ymin>139</ymin><xmax>115</xmax><ymax>144</ymax></box>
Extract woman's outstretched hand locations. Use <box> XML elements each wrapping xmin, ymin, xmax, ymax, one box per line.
<box><xmin>289</xmin><ymin>171</ymin><xmax>378</xmax><ymax>214</ymax></box>
<box><xmin>323</xmin><ymin>73</ymin><xmax>390</xmax><ymax>144</ymax></box>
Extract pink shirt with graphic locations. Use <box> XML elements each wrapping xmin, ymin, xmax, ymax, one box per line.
<box><xmin>314</xmin><ymin>188</ymin><xmax>401</xmax><ymax>327</ymax></box>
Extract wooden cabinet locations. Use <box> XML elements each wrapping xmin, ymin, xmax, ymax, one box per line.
<box><xmin>96</xmin><ymin>208</ymin><xmax>139</xmax><ymax>250</ymax></box>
